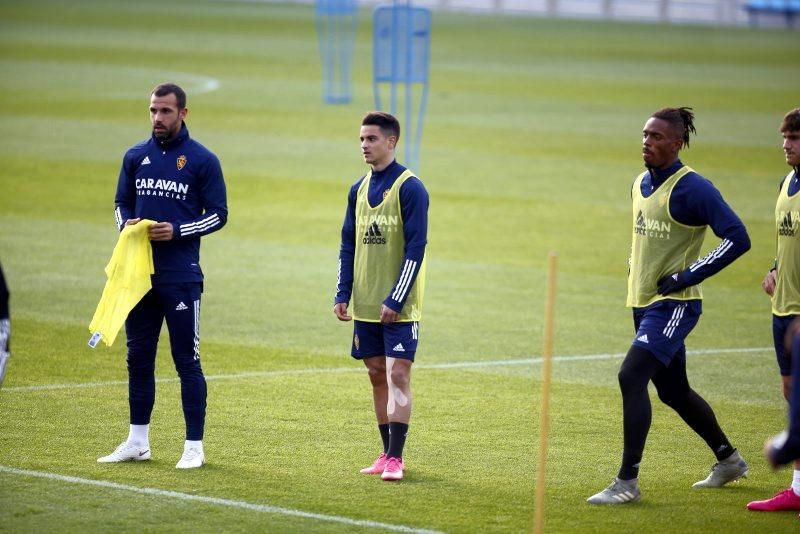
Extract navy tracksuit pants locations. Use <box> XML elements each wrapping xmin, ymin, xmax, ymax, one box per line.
<box><xmin>125</xmin><ymin>283</ymin><xmax>206</xmax><ymax>440</ymax></box>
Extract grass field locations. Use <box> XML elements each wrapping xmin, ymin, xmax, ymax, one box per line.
<box><xmin>1</xmin><ymin>0</ymin><xmax>800</xmax><ymax>531</ymax></box>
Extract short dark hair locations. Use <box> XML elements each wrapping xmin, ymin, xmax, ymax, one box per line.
<box><xmin>362</xmin><ymin>111</ymin><xmax>400</xmax><ymax>141</ymax></box>
<box><xmin>151</xmin><ymin>83</ymin><xmax>186</xmax><ymax>109</ymax></box>
<box><xmin>652</xmin><ymin>107</ymin><xmax>696</xmax><ymax>148</ymax></box>
<box><xmin>780</xmin><ymin>109</ymin><xmax>800</xmax><ymax>133</ymax></box>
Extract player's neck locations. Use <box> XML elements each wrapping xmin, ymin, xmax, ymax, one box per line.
<box><xmin>371</xmin><ymin>157</ymin><xmax>394</xmax><ymax>173</ymax></box>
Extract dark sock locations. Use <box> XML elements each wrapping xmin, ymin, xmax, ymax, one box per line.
<box><xmin>378</xmin><ymin>423</ymin><xmax>390</xmax><ymax>453</ymax></box>
<box><xmin>715</xmin><ymin>445</ymin><xmax>736</xmax><ymax>462</ymax></box>
<box><xmin>387</xmin><ymin>422</ymin><xmax>409</xmax><ymax>459</ymax></box>
<box><xmin>619</xmin><ymin>452</ymin><xmax>642</xmax><ymax>482</ymax></box>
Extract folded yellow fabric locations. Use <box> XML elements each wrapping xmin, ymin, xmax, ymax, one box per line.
<box><xmin>88</xmin><ymin>220</ymin><xmax>156</xmax><ymax>348</ymax></box>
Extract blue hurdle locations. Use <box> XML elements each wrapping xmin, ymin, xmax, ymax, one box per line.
<box><xmin>316</xmin><ymin>0</ymin><xmax>359</xmax><ymax>104</ymax></box>
<box><xmin>744</xmin><ymin>0</ymin><xmax>800</xmax><ymax>27</ymax></box>
<box><xmin>373</xmin><ymin>1</ymin><xmax>431</xmax><ymax>171</ymax></box>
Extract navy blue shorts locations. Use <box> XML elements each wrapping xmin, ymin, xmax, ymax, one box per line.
<box><xmin>631</xmin><ymin>300</ymin><xmax>701</xmax><ymax>366</ymax></box>
<box><xmin>351</xmin><ymin>320</ymin><xmax>419</xmax><ymax>361</ymax></box>
<box><xmin>773</xmin><ymin>314</ymin><xmax>798</xmax><ymax>376</ymax></box>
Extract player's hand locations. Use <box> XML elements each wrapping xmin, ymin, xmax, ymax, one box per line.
<box><xmin>763</xmin><ymin>430</ymin><xmax>788</xmax><ymax>470</ymax></box>
<box><xmin>334</xmin><ymin>302</ymin><xmax>352</xmax><ymax>322</ymax></box>
<box><xmin>124</xmin><ymin>218</ymin><xmax>141</xmax><ymax>226</ymax></box>
<box><xmin>657</xmin><ymin>272</ymin><xmax>690</xmax><ymax>296</ymax></box>
<box><xmin>148</xmin><ymin>222</ymin><xmax>174</xmax><ymax>241</ymax></box>
<box><xmin>380</xmin><ymin>304</ymin><xmax>399</xmax><ymax>324</ymax></box>
<box><xmin>762</xmin><ymin>269</ymin><xmax>777</xmax><ymax>296</ymax></box>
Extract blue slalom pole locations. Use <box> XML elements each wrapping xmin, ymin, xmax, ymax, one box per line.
<box><xmin>373</xmin><ymin>2</ymin><xmax>431</xmax><ymax>171</ymax></box>
<box><xmin>316</xmin><ymin>0</ymin><xmax>358</xmax><ymax>104</ymax></box>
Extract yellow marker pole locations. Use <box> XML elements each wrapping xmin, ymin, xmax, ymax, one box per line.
<box><xmin>534</xmin><ymin>251</ymin><xmax>558</xmax><ymax>534</ymax></box>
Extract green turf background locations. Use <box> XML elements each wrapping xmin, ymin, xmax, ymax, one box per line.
<box><xmin>1</xmin><ymin>0</ymin><xmax>799</xmax><ymax>531</ymax></box>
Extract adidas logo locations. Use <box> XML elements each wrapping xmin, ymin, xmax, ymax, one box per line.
<box><xmin>141</xmin><ymin>156</ymin><xmax>151</xmax><ymax>166</ymax></box>
<box><xmin>175</xmin><ymin>302</ymin><xmax>188</xmax><ymax>311</ymax></box>
<box><xmin>636</xmin><ymin>334</ymin><xmax>649</xmax><ymax>344</ymax></box>
<box><xmin>363</xmin><ymin>222</ymin><xmax>386</xmax><ymax>245</ymax></box>
<box><xmin>392</xmin><ymin>343</ymin><xmax>405</xmax><ymax>352</ymax></box>
<box><xmin>779</xmin><ymin>211</ymin><xmax>797</xmax><ymax>236</ymax></box>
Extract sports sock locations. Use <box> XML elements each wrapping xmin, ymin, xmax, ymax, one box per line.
<box><xmin>387</xmin><ymin>422</ymin><xmax>409</xmax><ymax>459</ymax></box>
<box><xmin>715</xmin><ymin>444</ymin><xmax>737</xmax><ymax>463</ymax></box>
<box><xmin>184</xmin><ymin>439</ymin><xmax>203</xmax><ymax>452</ymax></box>
<box><xmin>619</xmin><ymin>452</ymin><xmax>643</xmax><ymax>481</ymax></box>
<box><xmin>616</xmin><ymin>477</ymin><xmax>638</xmax><ymax>487</ymax></box>
<box><xmin>792</xmin><ymin>470</ymin><xmax>800</xmax><ymax>496</ymax></box>
<box><xmin>378</xmin><ymin>423</ymin><xmax>390</xmax><ymax>453</ymax></box>
<box><xmin>127</xmin><ymin>424</ymin><xmax>149</xmax><ymax>446</ymax></box>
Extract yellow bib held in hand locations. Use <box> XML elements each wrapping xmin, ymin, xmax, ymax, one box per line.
<box><xmin>88</xmin><ymin>220</ymin><xmax>156</xmax><ymax>347</ymax></box>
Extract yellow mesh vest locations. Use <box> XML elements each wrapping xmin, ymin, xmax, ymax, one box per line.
<box><xmin>352</xmin><ymin>169</ymin><xmax>425</xmax><ymax>322</ymax></box>
<box><xmin>772</xmin><ymin>170</ymin><xmax>800</xmax><ymax>316</ymax></box>
<box><xmin>89</xmin><ymin>220</ymin><xmax>156</xmax><ymax>347</ymax></box>
<box><xmin>627</xmin><ymin>167</ymin><xmax>706</xmax><ymax>308</ymax></box>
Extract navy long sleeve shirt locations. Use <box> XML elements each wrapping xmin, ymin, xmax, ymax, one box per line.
<box><xmin>783</xmin><ymin>168</ymin><xmax>800</xmax><ymax>196</ymax></box>
<box><xmin>336</xmin><ymin>160</ymin><xmax>429</xmax><ymax>313</ymax></box>
<box><xmin>638</xmin><ymin>159</ymin><xmax>750</xmax><ymax>289</ymax></box>
<box><xmin>114</xmin><ymin>123</ymin><xmax>228</xmax><ymax>285</ymax></box>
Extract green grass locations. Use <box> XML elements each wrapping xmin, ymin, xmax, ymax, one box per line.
<box><xmin>1</xmin><ymin>0</ymin><xmax>799</xmax><ymax>531</ymax></box>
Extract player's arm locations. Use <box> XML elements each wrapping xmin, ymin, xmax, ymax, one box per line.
<box><xmin>657</xmin><ymin>176</ymin><xmax>751</xmax><ymax>295</ymax></box>
<box><xmin>382</xmin><ymin>177</ymin><xmax>429</xmax><ymax>321</ymax></box>
<box><xmin>762</xmin><ymin>177</ymin><xmax>788</xmax><ymax>296</ymax></box>
<box><xmin>114</xmin><ymin>151</ymin><xmax>138</xmax><ymax>231</ymax></box>
<box><xmin>168</xmin><ymin>155</ymin><xmax>228</xmax><ymax>241</ymax></box>
<box><xmin>762</xmin><ymin>259</ymin><xmax>777</xmax><ymax>296</ymax></box>
<box><xmin>334</xmin><ymin>182</ymin><xmax>359</xmax><ymax>321</ymax></box>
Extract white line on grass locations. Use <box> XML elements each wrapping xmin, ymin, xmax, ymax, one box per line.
<box><xmin>3</xmin><ymin>347</ymin><xmax>771</xmax><ymax>393</ymax></box>
<box><xmin>0</xmin><ymin>466</ymin><xmax>441</xmax><ymax>534</ymax></box>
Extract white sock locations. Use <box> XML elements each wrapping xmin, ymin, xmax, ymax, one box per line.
<box><xmin>127</xmin><ymin>424</ymin><xmax>149</xmax><ymax>447</ymax></box>
<box><xmin>184</xmin><ymin>439</ymin><xmax>203</xmax><ymax>452</ymax></box>
<box><xmin>792</xmin><ymin>469</ymin><xmax>800</xmax><ymax>496</ymax></box>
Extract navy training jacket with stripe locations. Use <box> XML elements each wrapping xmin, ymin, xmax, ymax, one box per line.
<box><xmin>114</xmin><ymin>123</ymin><xmax>228</xmax><ymax>285</ymax></box>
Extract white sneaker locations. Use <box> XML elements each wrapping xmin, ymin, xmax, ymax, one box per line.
<box><xmin>176</xmin><ymin>447</ymin><xmax>205</xmax><ymax>469</ymax></box>
<box><xmin>97</xmin><ymin>441</ymin><xmax>151</xmax><ymax>463</ymax></box>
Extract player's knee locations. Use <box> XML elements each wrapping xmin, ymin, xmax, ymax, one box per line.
<box><xmin>654</xmin><ymin>382</ymin><xmax>689</xmax><ymax>408</ymax></box>
<box><xmin>388</xmin><ymin>366</ymin><xmax>410</xmax><ymax>390</ymax></box>
<box><xmin>617</xmin><ymin>367</ymin><xmax>643</xmax><ymax>396</ymax></box>
<box><xmin>126</xmin><ymin>356</ymin><xmax>155</xmax><ymax>377</ymax></box>
<box><xmin>618</xmin><ymin>346</ymin><xmax>656</xmax><ymax>396</ymax></box>
<box><xmin>655</xmin><ymin>387</ymin><xmax>679</xmax><ymax>407</ymax></box>
<box><xmin>366</xmin><ymin>364</ymin><xmax>387</xmax><ymax>386</ymax></box>
<box><xmin>174</xmin><ymin>356</ymin><xmax>203</xmax><ymax>378</ymax></box>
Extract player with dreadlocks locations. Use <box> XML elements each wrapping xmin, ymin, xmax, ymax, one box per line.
<box><xmin>587</xmin><ymin>107</ymin><xmax>752</xmax><ymax>505</ymax></box>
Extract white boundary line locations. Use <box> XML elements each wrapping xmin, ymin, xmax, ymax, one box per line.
<box><xmin>2</xmin><ymin>347</ymin><xmax>772</xmax><ymax>394</ymax></box>
<box><xmin>0</xmin><ymin>466</ymin><xmax>440</xmax><ymax>533</ymax></box>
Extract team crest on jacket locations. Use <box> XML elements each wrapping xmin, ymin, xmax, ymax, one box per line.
<box><xmin>383</xmin><ymin>189</ymin><xmax>390</xmax><ymax>200</ymax></box>
<box><xmin>177</xmin><ymin>155</ymin><xmax>187</xmax><ymax>170</ymax></box>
